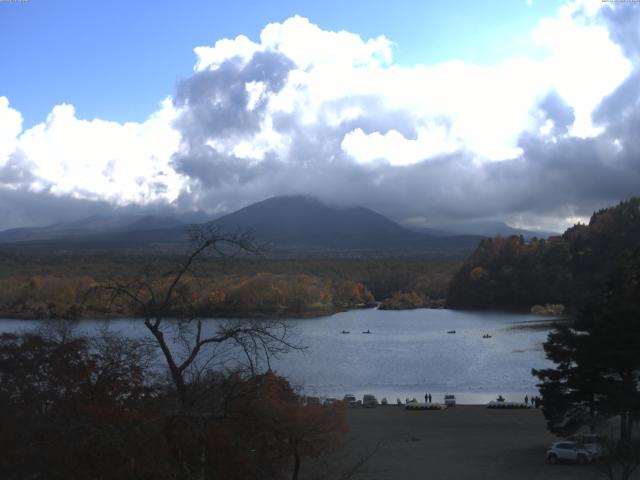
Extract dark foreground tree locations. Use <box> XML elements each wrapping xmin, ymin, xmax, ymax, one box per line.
<box><xmin>0</xmin><ymin>330</ymin><xmax>347</xmax><ymax>480</ymax></box>
<box><xmin>103</xmin><ymin>225</ymin><xmax>329</xmax><ymax>479</ymax></box>
<box><xmin>533</xmin><ymin>247</ymin><xmax>640</xmax><ymax>479</ymax></box>
<box><xmin>0</xmin><ymin>330</ymin><xmax>168</xmax><ymax>480</ymax></box>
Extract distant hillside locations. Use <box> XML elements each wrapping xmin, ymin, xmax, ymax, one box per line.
<box><xmin>447</xmin><ymin>197</ymin><xmax>640</xmax><ymax>310</ymax></box>
<box><xmin>0</xmin><ymin>196</ymin><xmax>484</xmax><ymax>258</ymax></box>
<box><xmin>409</xmin><ymin>220</ymin><xmax>558</xmax><ymax>239</ymax></box>
<box><xmin>0</xmin><ymin>215</ymin><xmax>186</xmax><ymax>242</ymax></box>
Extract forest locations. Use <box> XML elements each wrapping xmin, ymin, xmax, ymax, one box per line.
<box><xmin>0</xmin><ymin>253</ymin><xmax>458</xmax><ymax>320</ymax></box>
<box><xmin>447</xmin><ymin>197</ymin><xmax>640</xmax><ymax>312</ymax></box>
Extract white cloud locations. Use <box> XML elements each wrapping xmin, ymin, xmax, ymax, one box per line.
<box><xmin>14</xmin><ymin>98</ymin><xmax>184</xmax><ymax>204</ymax></box>
<box><xmin>194</xmin><ymin>35</ymin><xmax>260</xmax><ymax>72</ymax></box>
<box><xmin>0</xmin><ymin>97</ymin><xmax>23</xmax><ymax>166</ymax></box>
<box><xmin>341</xmin><ymin>127</ymin><xmax>459</xmax><ymax>166</ymax></box>
<box><xmin>184</xmin><ymin>6</ymin><xmax>630</xmax><ymax>167</ymax></box>
<box><xmin>259</xmin><ymin>16</ymin><xmax>393</xmax><ymax>70</ymax></box>
<box><xmin>532</xmin><ymin>1</ymin><xmax>632</xmax><ymax>137</ymax></box>
<box><xmin>0</xmin><ymin>1</ymin><xmax>636</xmax><ymax>230</ymax></box>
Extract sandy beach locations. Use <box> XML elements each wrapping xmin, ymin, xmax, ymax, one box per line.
<box><xmin>301</xmin><ymin>405</ymin><xmax>608</xmax><ymax>480</ymax></box>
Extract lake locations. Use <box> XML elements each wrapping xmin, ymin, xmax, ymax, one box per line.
<box><xmin>0</xmin><ymin>308</ymin><xmax>555</xmax><ymax>405</ymax></box>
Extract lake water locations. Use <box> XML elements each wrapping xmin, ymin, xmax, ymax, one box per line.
<box><xmin>0</xmin><ymin>308</ymin><xmax>555</xmax><ymax>405</ymax></box>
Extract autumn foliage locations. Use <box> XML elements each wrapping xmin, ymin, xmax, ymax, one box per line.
<box><xmin>0</xmin><ymin>268</ymin><xmax>375</xmax><ymax>320</ymax></box>
<box><xmin>448</xmin><ymin>197</ymin><xmax>640</xmax><ymax>310</ymax></box>
<box><xmin>0</xmin><ymin>331</ymin><xmax>348</xmax><ymax>480</ymax></box>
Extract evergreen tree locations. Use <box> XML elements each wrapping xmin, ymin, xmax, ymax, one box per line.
<box><xmin>533</xmin><ymin>247</ymin><xmax>640</xmax><ymax>478</ymax></box>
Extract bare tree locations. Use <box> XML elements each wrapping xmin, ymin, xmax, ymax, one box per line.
<box><xmin>103</xmin><ymin>224</ymin><xmax>302</xmax><ymax>479</ymax></box>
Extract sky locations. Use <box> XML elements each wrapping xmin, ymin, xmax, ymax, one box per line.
<box><xmin>0</xmin><ymin>0</ymin><xmax>639</xmax><ymax>232</ymax></box>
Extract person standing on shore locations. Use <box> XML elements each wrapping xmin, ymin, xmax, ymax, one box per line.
<box><xmin>525</xmin><ymin>395</ymin><xmax>529</xmax><ymax>405</ymax></box>
<box><xmin>428</xmin><ymin>393</ymin><xmax>432</xmax><ymax>403</ymax></box>
<box><xmin>425</xmin><ymin>393</ymin><xmax>429</xmax><ymax>404</ymax></box>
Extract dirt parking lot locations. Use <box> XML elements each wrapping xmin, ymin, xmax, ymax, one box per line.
<box><xmin>301</xmin><ymin>405</ymin><xmax>611</xmax><ymax>480</ymax></box>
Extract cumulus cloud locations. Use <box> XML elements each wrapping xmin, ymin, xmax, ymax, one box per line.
<box><xmin>0</xmin><ymin>97</ymin><xmax>184</xmax><ymax>211</ymax></box>
<box><xmin>0</xmin><ymin>2</ymin><xmax>639</xmax><ymax>231</ymax></box>
<box><xmin>0</xmin><ymin>97</ymin><xmax>23</xmax><ymax>165</ymax></box>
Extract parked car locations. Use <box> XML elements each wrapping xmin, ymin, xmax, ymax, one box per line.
<box><xmin>323</xmin><ymin>397</ymin><xmax>338</xmax><ymax>407</ymax></box>
<box><xmin>343</xmin><ymin>394</ymin><xmax>359</xmax><ymax>407</ymax></box>
<box><xmin>362</xmin><ymin>394</ymin><xmax>378</xmax><ymax>408</ymax></box>
<box><xmin>547</xmin><ymin>441</ymin><xmax>595</xmax><ymax>465</ymax></box>
<box><xmin>444</xmin><ymin>394</ymin><xmax>456</xmax><ymax>407</ymax></box>
<box><xmin>567</xmin><ymin>434</ymin><xmax>608</xmax><ymax>458</ymax></box>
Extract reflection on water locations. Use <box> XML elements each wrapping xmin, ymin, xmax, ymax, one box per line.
<box><xmin>268</xmin><ymin>308</ymin><xmax>553</xmax><ymax>404</ymax></box>
<box><xmin>0</xmin><ymin>308</ymin><xmax>553</xmax><ymax>404</ymax></box>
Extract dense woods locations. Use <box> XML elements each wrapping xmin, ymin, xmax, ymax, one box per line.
<box><xmin>448</xmin><ymin>197</ymin><xmax>640</xmax><ymax>311</ymax></box>
<box><xmin>0</xmin><ymin>254</ymin><xmax>457</xmax><ymax>319</ymax></box>
<box><xmin>533</xmin><ymin>246</ymin><xmax>640</xmax><ymax>479</ymax></box>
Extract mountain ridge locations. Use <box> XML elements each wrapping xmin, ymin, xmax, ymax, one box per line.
<box><xmin>0</xmin><ymin>195</ymin><xmax>484</xmax><ymax>257</ymax></box>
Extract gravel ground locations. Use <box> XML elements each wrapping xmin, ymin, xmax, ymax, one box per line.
<box><xmin>300</xmin><ymin>405</ymin><xmax>610</xmax><ymax>480</ymax></box>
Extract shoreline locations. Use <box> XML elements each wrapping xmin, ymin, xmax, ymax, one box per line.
<box><xmin>0</xmin><ymin>305</ymin><xmax>569</xmax><ymax>322</ymax></box>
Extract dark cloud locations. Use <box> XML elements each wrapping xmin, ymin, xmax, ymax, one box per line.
<box><xmin>2</xmin><ymin>6</ymin><xmax>640</xmax><ymax>233</ymax></box>
<box><xmin>600</xmin><ymin>4</ymin><xmax>640</xmax><ymax>64</ymax></box>
<box><xmin>173</xmin><ymin>51</ymin><xmax>294</xmax><ymax>142</ymax></box>
<box><xmin>164</xmin><ymin>5</ymin><xmax>640</xmax><ymax>231</ymax></box>
<box><xmin>0</xmin><ymin>188</ymin><xmax>193</xmax><ymax>231</ymax></box>
<box><xmin>0</xmin><ymin>151</ymin><xmax>35</xmax><ymax>187</ymax></box>
<box><xmin>538</xmin><ymin>91</ymin><xmax>575</xmax><ymax>135</ymax></box>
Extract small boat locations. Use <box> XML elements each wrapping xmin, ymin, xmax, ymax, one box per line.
<box><xmin>447</xmin><ymin>330</ymin><xmax>456</xmax><ymax>334</ymax></box>
<box><xmin>362</xmin><ymin>329</ymin><xmax>372</xmax><ymax>334</ymax></box>
<box><xmin>482</xmin><ymin>334</ymin><xmax>492</xmax><ymax>339</ymax></box>
<box><xmin>340</xmin><ymin>330</ymin><xmax>350</xmax><ymax>334</ymax></box>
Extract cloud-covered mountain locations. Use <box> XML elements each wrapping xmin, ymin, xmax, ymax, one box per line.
<box><xmin>211</xmin><ymin>195</ymin><xmax>481</xmax><ymax>252</ymax></box>
<box><xmin>1</xmin><ymin>2</ymin><xmax>639</xmax><ymax>233</ymax></box>
<box><xmin>0</xmin><ymin>196</ymin><xmax>482</xmax><ymax>257</ymax></box>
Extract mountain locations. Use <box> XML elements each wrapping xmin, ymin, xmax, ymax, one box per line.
<box><xmin>0</xmin><ymin>214</ymin><xmax>181</xmax><ymax>242</ymax></box>
<box><xmin>0</xmin><ymin>214</ymin><xmax>192</xmax><ymax>252</ymax></box>
<box><xmin>210</xmin><ymin>195</ymin><xmax>484</xmax><ymax>254</ymax></box>
<box><xmin>409</xmin><ymin>220</ymin><xmax>558</xmax><ymax>239</ymax></box>
<box><xmin>0</xmin><ymin>196</ymin><xmax>484</xmax><ymax>257</ymax></box>
<box><xmin>213</xmin><ymin>196</ymin><xmax>421</xmax><ymax>249</ymax></box>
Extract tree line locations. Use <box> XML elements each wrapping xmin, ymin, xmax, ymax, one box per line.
<box><xmin>0</xmin><ymin>253</ymin><xmax>458</xmax><ymax>320</ymax></box>
<box><xmin>448</xmin><ymin>197</ymin><xmax>640</xmax><ymax>311</ymax></box>
<box><xmin>533</xmin><ymin>246</ymin><xmax>640</xmax><ymax>479</ymax></box>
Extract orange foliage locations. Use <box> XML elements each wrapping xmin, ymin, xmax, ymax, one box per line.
<box><xmin>207</xmin><ymin>289</ymin><xmax>226</xmax><ymax>304</ymax></box>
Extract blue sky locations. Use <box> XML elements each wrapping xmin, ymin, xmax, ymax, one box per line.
<box><xmin>1</xmin><ymin>0</ymin><xmax>561</xmax><ymax>128</ymax></box>
<box><xmin>0</xmin><ymin>0</ymin><xmax>638</xmax><ymax>232</ymax></box>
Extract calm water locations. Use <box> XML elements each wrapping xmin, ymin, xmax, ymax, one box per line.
<box><xmin>0</xmin><ymin>308</ymin><xmax>554</xmax><ymax>404</ymax></box>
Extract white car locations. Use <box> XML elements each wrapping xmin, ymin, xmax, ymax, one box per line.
<box><xmin>547</xmin><ymin>441</ymin><xmax>594</xmax><ymax>465</ymax></box>
<box><xmin>444</xmin><ymin>394</ymin><xmax>456</xmax><ymax>407</ymax></box>
<box><xmin>567</xmin><ymin>434</ymin><xmax>608</xmax><ymax>458</ymax></box>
